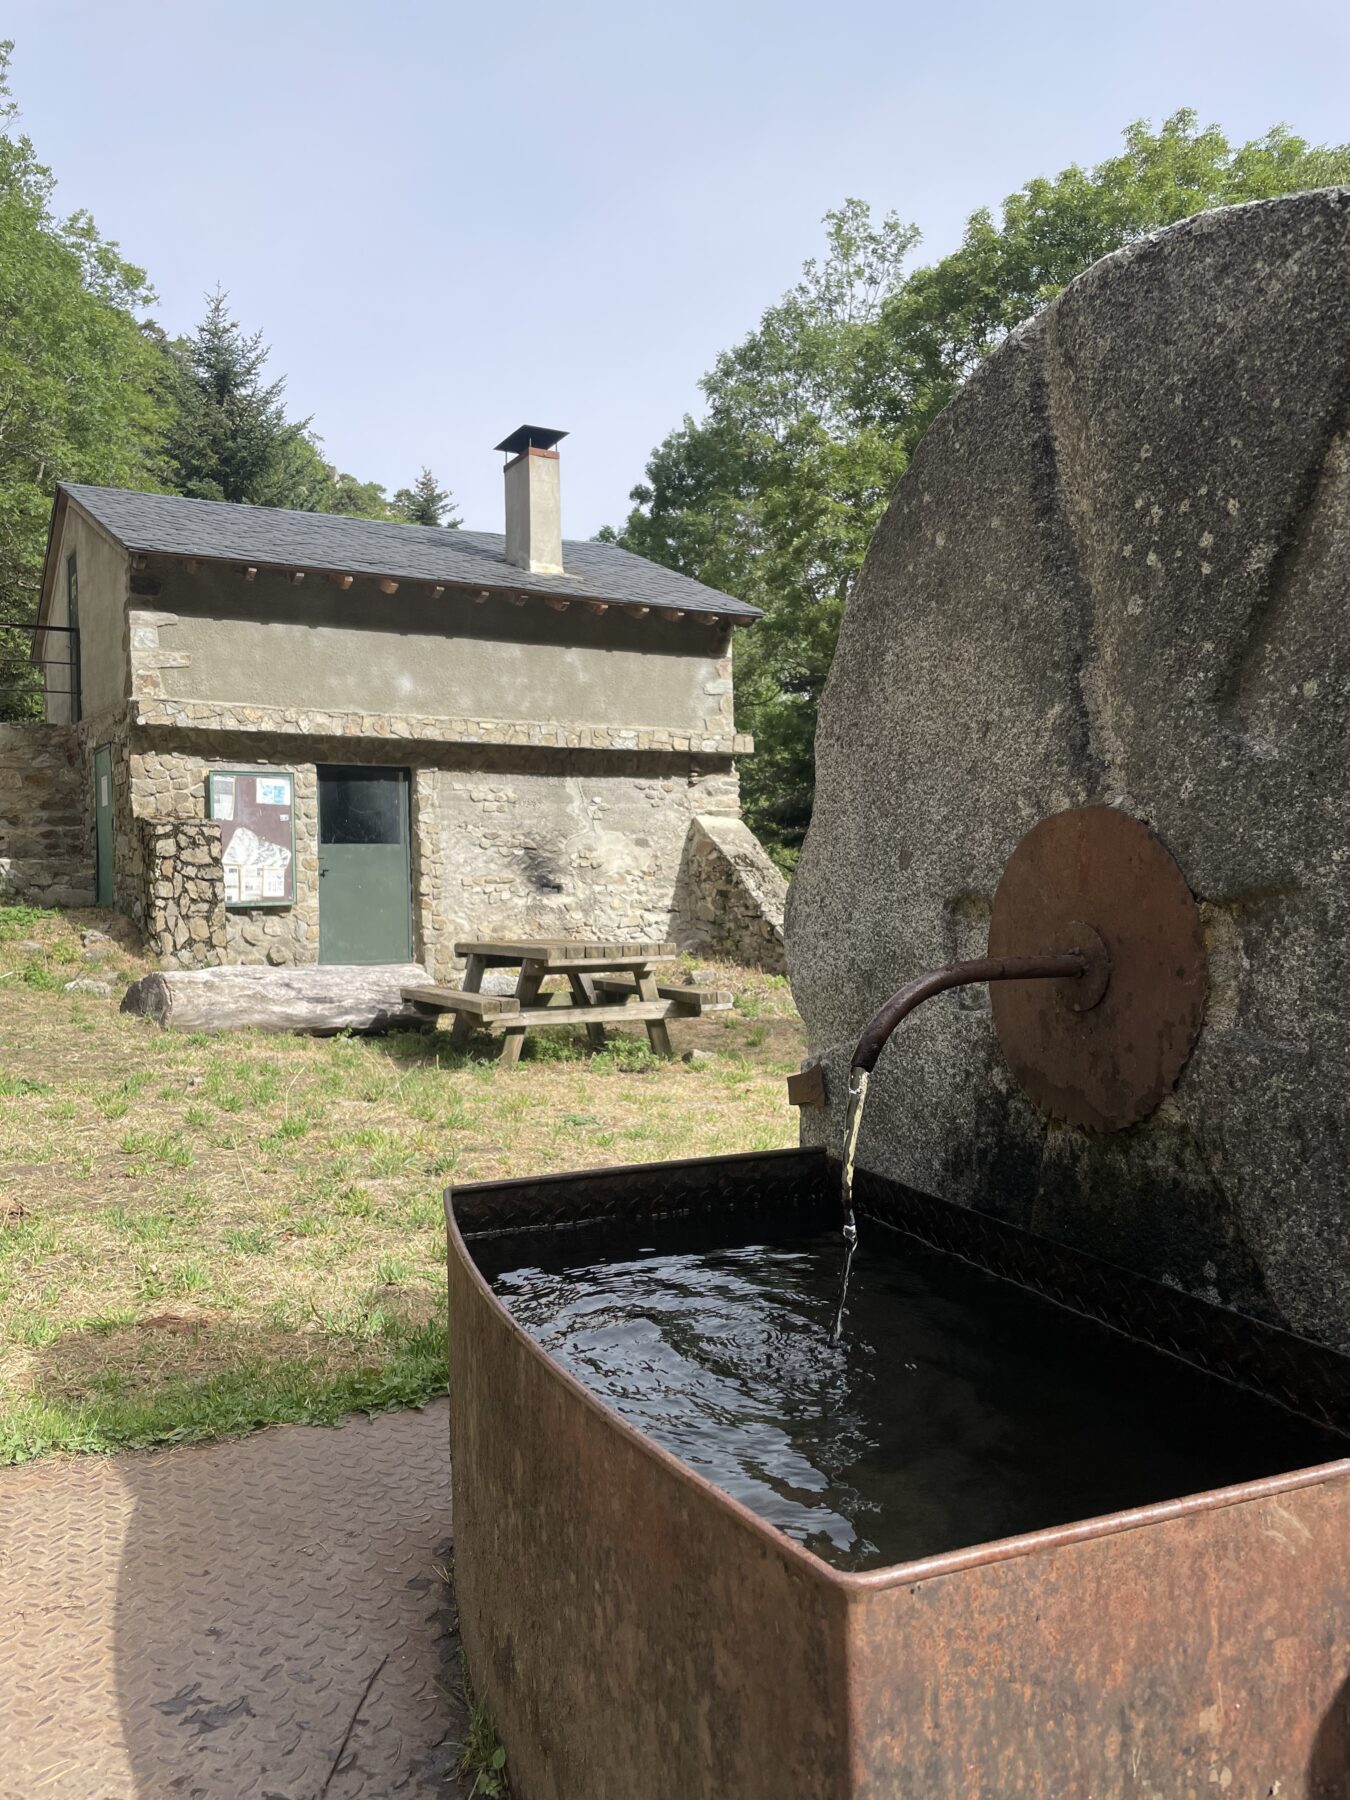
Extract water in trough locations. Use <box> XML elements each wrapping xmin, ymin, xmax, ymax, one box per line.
<box><xmin>476</xmin><ymin>1210</ymin><xmax>1340</xmax><ymax>1573</ymax></box>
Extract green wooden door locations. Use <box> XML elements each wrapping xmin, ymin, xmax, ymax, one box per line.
<box><xmin>317</xmin><ymin>767</ymin><xmax>413</xmax><ymax>965</ymax></box>
<box><xmin>93</xmin><ymin>744</ymin><xmax>113</xmax><ymax>907</ymax></box>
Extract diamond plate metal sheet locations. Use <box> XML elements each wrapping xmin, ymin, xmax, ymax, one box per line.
<box><xmin>0</xmin><ymin>1401</ymin><xmax>462</xmax><ymax>1800</ymax></box>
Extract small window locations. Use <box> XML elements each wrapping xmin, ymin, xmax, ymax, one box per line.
<box><xmin>65</xmin><ymin>552</ymin><xmax>81</xmax><ymax>721</ymax></box>
<box><xmin>319</xmin><ymin>768</ymin><xmax>406</xmax><ymax>845</ymax></box>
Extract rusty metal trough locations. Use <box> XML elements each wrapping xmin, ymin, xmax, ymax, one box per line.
<box><xmin>447</xmin><ymin>1146</ymin><xmax>1350</xmax><ymax>1799</ymax></box>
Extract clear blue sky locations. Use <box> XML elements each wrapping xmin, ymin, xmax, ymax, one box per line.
<box><xmin>7</xmin><ymin>1</ymin><xmax>1348</xmax><ymax>536</ymax></box>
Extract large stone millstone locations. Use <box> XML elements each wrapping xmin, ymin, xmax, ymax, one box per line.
<box><xmin>786</xmin><ymin>190</ymin><xmax>1350</xmax><ymax>1351</ymax></box>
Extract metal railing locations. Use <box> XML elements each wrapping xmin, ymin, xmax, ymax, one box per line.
<box><xmin>0</xmin><ymin>622</ymin><xmax>79</xmax><ymax>719</ymax></box>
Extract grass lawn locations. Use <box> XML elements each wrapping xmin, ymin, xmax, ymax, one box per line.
<box><xmin>0</xmin><ymin>904</ymin><xmax>804</xmax><ymax>1464</ymax></box>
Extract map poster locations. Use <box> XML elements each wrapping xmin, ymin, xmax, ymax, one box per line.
<box><xmin>207</xmin><ymin>770</ymin><xmax>295</xmax><ymax>909</ymax></box>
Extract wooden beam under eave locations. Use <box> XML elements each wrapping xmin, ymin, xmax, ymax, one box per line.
<box><xmin>543</xmin><ymin>596</ymin><xmax>570</xmax><ymax>611</ymax></box>
<box><xmin>658</xmin><ymin>609</ymin><xmax>686</xmax><ymax>622</ymax></box>
<box><xmin>328</xmin><ymin>573</ymin><xmax>354</xmax><ymax>590</ymax></box>
<box><xmin>624</xmin><ymin>604</ymin><xmax>650</xmax><ymax>619</ymax></box>
<box><xmin>131</xmin><ymin>553</ymin><xmax>148</xmax><ymax>572</ymax></box>
<box><xmin>581</xmin><ymin>600</ymin><xmax>609</xmax><ymax>615</ymax></box>
<box><xmin>377</xmin><ymin>578</ymin><xmax>399</xmax><ymax>595</ymax></box>
<box><xmin>473</xmin><ymin>591</ymin><xmax>490</xmax><ymax>604</ymax></box>
<box><xmin>508</xmin><ymin>595</ymin><xmax>529</xmax><ymax>607</ymax></box>
<box><xmin>182</xmin><ymin>558</ymin><xmax>201</xmax><ymax>576</ymax></box>
<box><xmin>289</xmin><ymin>571</ymin><xmax>306</xmax><ymax>586</ymax></box>
<box><xmin>428</xmin><ymin>584</ymin><xmax>446</xmax><ymax>599</ymax></box>
<box><xmin>242</xmin><ymin>566</ymin><xmax>258</xmax><ymax>582</ymax></box>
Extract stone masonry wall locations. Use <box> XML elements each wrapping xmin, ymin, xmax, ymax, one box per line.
<box><xmin>138</xmin><ymin>818</ymin><xmax>226</xmax><ymax>966</ymax></box>
<box><xmin>679</xmin><ymin>815</ymin><xmax>788</xmax><ymax>972</ymax></box>
<box><xmin>126</xmin><ymin>738</ymin><xmax>320</xmax><ymax>965</ymax></box>
<box><xmin>414</xmin><ymin>754</ymin><xmax>745</xmax><ymax>982</ymax></box>
<box><xmin>0</xmin><ymin>722</ymin><xmax>94</xmax><ymax>906</ymax></box>
<box><xmin>0</xmin><ymin>703</ymin><xmax>785</xmax><ymax>976</ymax></box>
<box><xmin>119</xmin><ymin>731</ymin><xmax>761</xmax><ymax>974</ymax></box>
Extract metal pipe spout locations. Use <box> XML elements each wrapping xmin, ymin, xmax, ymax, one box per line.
<box><xmin>850</xmin><ymin>952</ymin><xmax>1091</xmax><ymax>1075</ymax></box>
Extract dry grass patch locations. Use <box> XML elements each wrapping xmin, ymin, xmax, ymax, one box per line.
<box><xmin>0</xmin><ymin>907</ymin><xmax>804</xmax><ymax>1461</ymax></box>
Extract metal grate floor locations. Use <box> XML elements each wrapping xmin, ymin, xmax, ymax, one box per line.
<box><xmin>0</xmin><ymin>1402</ymin><xmax>465</xmax><ymax>1798</ymax></box>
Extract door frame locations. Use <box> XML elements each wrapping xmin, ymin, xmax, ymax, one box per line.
<box><xmin>316</xmin><ymin>764</ymin><xmax>413</xmax><ymax>965</ymax></box>
<box><xmin>92</xmin><ymin>743</ymin><xmax>113</xmax><ymax>907</ymax></box>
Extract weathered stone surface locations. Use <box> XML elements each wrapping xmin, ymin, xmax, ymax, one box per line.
<box><xmin>137</xmin><ymin>818</ymin><xmax>226</xmax><ymax>968</ymax></box>
<box><xmin>787</xmin><ymin>191</ymin><xmax>1350</xmax><ymax>1350</ymax></box>
<box><xmin>678</xmin><ymin>815</ymin><xmax>787</xmax><ymax>972</ymax></box>
<box><xmin>0</xmin><ymin>723</ymin><xmax>94</xmax><ymax>906</ymax></box>
<box><xmin>132</xmin><ymin>693</ymin><xmax>753</xmax><ymax>760</ymax></box>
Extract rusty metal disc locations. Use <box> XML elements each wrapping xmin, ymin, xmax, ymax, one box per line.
<box><xmin>988</xmin><ymin>806</ymin><xmax>1207</xmax><ymax>1132</ymax></box>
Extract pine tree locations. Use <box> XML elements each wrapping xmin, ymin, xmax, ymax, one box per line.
<box><xmin>163</xmin><ymin>289</ymin><xmax>331</xmax><ymax>509</ymax></box>
<box><xmin>392</xmin><ymin>466</ymin><xmax>460</xmax><ymax>528</ymax></box>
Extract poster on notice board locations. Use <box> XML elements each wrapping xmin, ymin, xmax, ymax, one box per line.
<box><xmin>207</xmin><ymin>770</ymin><xmax>295</xmax><ymax>908</ymax></box>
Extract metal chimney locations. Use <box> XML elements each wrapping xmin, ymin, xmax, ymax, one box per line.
<box><xmin>495</xmin><ymin>425</ymin><xmax>568</xmax><ymax>575</ymax></box>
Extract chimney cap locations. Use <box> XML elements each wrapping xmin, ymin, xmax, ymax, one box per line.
<box><xmin>495</xmin><ymin>424</ymin><xmax>568</xmax><ymax>458</ymax></box>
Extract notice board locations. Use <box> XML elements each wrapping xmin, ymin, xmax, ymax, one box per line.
<box><xmin>207</xmin><ymin>769</ymin><xmax>295</xmax><ymax>909</ymax></box>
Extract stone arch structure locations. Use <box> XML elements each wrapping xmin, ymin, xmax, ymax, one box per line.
<box><xmin>786</xmin><ymin>190</ymin><xmax>1350</xmax><ymax>1351</ymax></box>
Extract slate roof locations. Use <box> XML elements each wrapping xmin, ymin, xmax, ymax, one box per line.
<box><xmin>59</xmin><ymin>484</ymin><xmax>761</xmax><ymax>620</ymax></box>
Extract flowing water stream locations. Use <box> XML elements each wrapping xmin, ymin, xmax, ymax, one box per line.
<box><xmin>828</xmin><ymin>1066</ymin><xmax>869</xmax><ymax>1345</ymax></box>
<box><xmin>476</xmin><ymin>1212</ymin><xmax>1339</xmax><ymax>1572</ymax></box>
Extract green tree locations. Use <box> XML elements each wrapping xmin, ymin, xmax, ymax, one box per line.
<box><xmin>162</xmin><ymin>288</ymin><xmax>333</xmax><ymax>510</ymax></box>
<box><xmin>325</xmin><ymin>470</ymin><xmax>393</xmax><ymax>518</ymax></box>
<box><xmin>610</xmin><ymin>199</ymin><xmax>916</xmax><ymax>857</ymax></box>
<box><xmin>612</xmin><ymin>114</ymin><xmax>1350</xmax><ymax>863</ymax></box>
<box><xmin>392</xmin><ymin>466</ymin><xmax>460</xmax><ymax>527</ymax></box>
<box><xmin>0</xmin><ymin>41</ymin><xmax>166</xmax><ymax>717</ymax></box>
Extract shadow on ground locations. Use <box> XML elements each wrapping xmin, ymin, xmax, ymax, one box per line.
<box><xmin>0</xmin><ymin>1331</ymin><xmax>467</xmax><ymax>1799</ymax></box>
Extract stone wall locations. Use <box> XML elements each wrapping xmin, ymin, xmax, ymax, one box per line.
<box><xmin>0</xmin><ymin>708</ymin><xmax>785</xmax><ymax>972</ymax></box>
<box><xmin>133</xmin><ymin>693</ymin><xmax>752</xmax><ymax>759</ymax></box>
<box><xmin>679</xmin><ymin>815</ymin><xmax>788</xmax><ymax>972</ymax></box>
<box><xmin>0</xmin><ymin>722</ymin><xmax>94</xmax><ymax>906</ymax></box>
<box><xmin>413</xmin><ymin>754</ymin><xmax>745</xmax><ymax>981</ymax></box>
<box><xmin>787</xmin><ymin>191</ymin><xmax>1350</xmax><ymax>1353</ymax></box>
<box><xmin>117</xmin><ymin>726</ymin><xmax>771</xmax><ymax>976</ymax></box>
<box><xmin>138</xmin><ymin>817</ymin><xmax>226</xmax><ymax>966</ymax></box>
<box><xmin>125</xmin><ymin>738</ymin><xmax>320</xmax><ymax>965</ymax></box>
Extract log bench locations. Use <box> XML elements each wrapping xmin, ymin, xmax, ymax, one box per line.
<box><xmin>122</xmin><ymin>963</ymin><xmax>434</xmax><ymax>1034</ymax></box>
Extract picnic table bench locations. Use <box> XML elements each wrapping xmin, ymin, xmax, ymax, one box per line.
<box><xmin>403</xmin><ymin>938</ymin><xmax>732</xmax><ymax>1066</ymax></box>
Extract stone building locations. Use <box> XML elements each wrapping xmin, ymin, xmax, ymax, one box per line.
<box><xmin>11</xmin><ymin>427</ymin><xmax>786</xmax><ymax>971</ymax></box>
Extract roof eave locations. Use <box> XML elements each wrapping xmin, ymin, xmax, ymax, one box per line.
<box><xmin>121</xmin><ymin>545</ymin><xmax>760</xmax><ymax>625</ymax></box>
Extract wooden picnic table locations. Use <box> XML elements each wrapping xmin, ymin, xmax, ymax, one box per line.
<box><xmin>402</xmin><ymin>938</ymin><xmax>732</xmax><ymax>1066</ymax></box>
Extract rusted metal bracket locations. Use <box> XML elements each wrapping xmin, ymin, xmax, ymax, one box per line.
<box><xmin>787</xmin><ymin>1063</ymin><xmax>827</xmax><ymax>1109</ymax></box>
<box><xmin>848</xmin><ymin>807</ymin><xmax>1206</xmax><ymax>1133</ymax></box>
<box><xmin>989</xmin><ymin>806</ymin><xmax>1207</xmax><ymax>1131</ymax></box>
